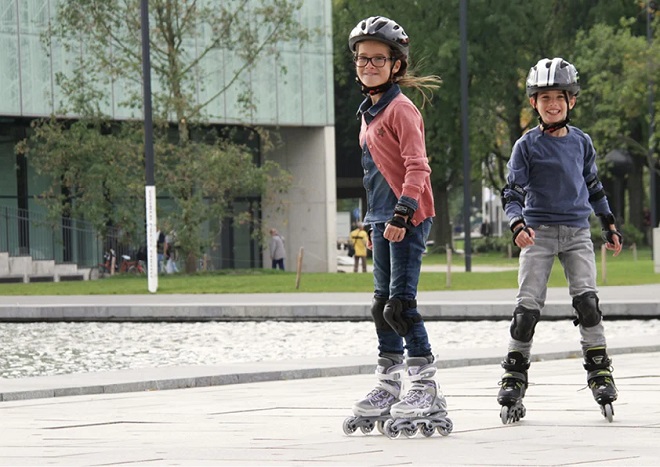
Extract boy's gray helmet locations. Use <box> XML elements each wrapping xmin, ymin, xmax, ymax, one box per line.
<box><xmin>348</xmin><ymin>16</ymin><xmax>409</xmax><ymax>59</ymax></box>
<box><xmin>526</xmin><ymin>58</ymin><xmax>580</xmax><ymax>97</ymax></box>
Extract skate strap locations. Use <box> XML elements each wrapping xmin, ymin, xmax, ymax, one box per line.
<box><xmin>408</xmin><ymin>366</ymin><xmax>437</xmax><ymax>382</ymax></box>
<box><xmin>375</xmin><ymin>382</ymin><xmax>400</xmax><ymax>395</ymax></box>
<box><xmin>587</xmin><ymin>369</ymin><xmax>613</xmax><ymax>380</ymax></box>
<box><xmin>501</xmin><ymin>371</ymin><xmax>526</xmax><ymax>382</ymax></box>
<box><xmin>376</xmin><ymin>366</ymin><xmax>404</xmax><ymax>381</ymax></box>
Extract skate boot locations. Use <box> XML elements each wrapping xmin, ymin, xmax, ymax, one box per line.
<box><xmin>497</xmin><ymin>350</ymin><xmax>529</xmax><ymax>424</ymax></box>
<box><xmin>384</xmin><ymin>357</ymin><xmax>453</xmax><ymax>439</ymax></box>
<box><xmin>343</xmin><ymin>356</ymin><xmax>404</xmax><ymax>435</ymax></box>
<box><xmin>584</xmin><ymin>347</ymin><xmax>617</xmax><ymax>422</ymax></box>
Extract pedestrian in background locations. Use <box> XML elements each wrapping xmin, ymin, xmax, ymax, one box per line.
<box><xmin>269</xmin><ymin>228</ymin><xmax>286</xmax><ymax>271</ymax></box>
<box><xmin>349</xmin><ymin>222</ymin><xmax>369</xmax><ymax>272</ymax></box>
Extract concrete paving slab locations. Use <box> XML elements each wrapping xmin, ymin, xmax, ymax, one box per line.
<box><xmin>1</xmin><ymin>351</ymin><xmax>658</xmax><ymax>466</ymax></box>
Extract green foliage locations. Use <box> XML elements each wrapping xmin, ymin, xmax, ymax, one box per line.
<box><xmin>333</xmin><ymin>1</ymin><xmax>660</xmax><ymax>246</ymax></box>
<box><xmin>1</xmin><ymin>246</ymin><xmax>656</xmax><ymax>295</ymax></box>
<box><xmin>21</xmin><ymin>0</ymin><xmax>308</xmax><ymax>270</ymax></box>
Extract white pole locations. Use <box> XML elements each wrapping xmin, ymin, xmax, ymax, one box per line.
<box><xmin>146</xmin><ymin>186</ymin><xmax>158</xmax><ymax>293</ymax></box>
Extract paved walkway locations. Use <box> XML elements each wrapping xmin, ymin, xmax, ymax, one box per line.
<box><xmin>1</xmin><ymin>286</ymin><xmax>659</xmax><ymax>464</ymax></box>
<box><xmin>0</xmin><ymin>284</ymin><xmax>658</xmax><ymax>321</ymax></box>
<box><xmin>1</xmin><ymin>343</ymin><xmax>659</xmax><ymax>466</ymax></box>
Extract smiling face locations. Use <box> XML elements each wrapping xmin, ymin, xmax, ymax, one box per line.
<box><xmin>355</xmin><ymin>40</ymin><xmax>400</xmax><ymax>90</ymax></box>
<box><xmin>531</xmin><ymin>90</ymin><xmax>576</xmax><ymax>125</ymax></box>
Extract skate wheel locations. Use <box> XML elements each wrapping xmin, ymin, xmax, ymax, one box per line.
<box><xmin>376</xmin><ymin>420</ymin><xmax>386</xmax><ymax>435</ymax></box>
<box><xmin>360</xmin><ymin>422</ymin><xmax>374</xmax><ymax>434</ymax></box>
<box><xmin>402</xmin><ymin>426</ymin><xmax>418</xmax><ymax>438</ymax></box>
<box><xmin>421</xmin><ymin>424</ymin><xmax>435</xmax><ymax>437</ymax></box>
<box><xmin>383</xmin><ymin>419</ymin><xmax>400</xmax><ymax>439</ymax></box>
<box><xmin>601</xmin><ymin>403</ymin><xmax>614</xmax><ymax>423</ymax></box>
<box><xmin>500</xmin><ymin>406</ymin><xmax>510</xmax><ymax>425</ymax></box>
<box><xmin>342</xmin><ymin>417</ymin><xmax>357</xmax><ymax>435</ymax></box>
<box><xmin>437</xmin><ymin>418</ymin><xmax>453</xmax><ymax>436</ymax></box>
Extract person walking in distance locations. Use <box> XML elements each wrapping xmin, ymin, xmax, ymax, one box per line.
<box><xmin>349</xmin><ymin>222</ymin><xmax>369</xmax><ymax>272</ymax></box>
<box><xmin>269</xmin><ymin>228</ymin><xmax>286</xmax><ymax>271</ymax></box>
<box><xmin>497</xmin><ymin>57</ymin><xmax>623</xmax><ymax>424</ymax></box>
<box><xmin>341</xmin><ymin>16</ymin><xmax>452</xmax><ymax>439</ymax></box>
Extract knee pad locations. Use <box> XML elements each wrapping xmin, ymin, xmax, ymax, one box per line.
<box><xmin>509</xmin><ymin>306</ymin><xmax>540</xmax><ymax>343</ymax></box>
<box><xmin>383</xmin><ymin>298</ymin><xmax>421</xmax><ymax>337</ymax></box>
<box><xmin>370</xmin><ymin>297</ymin><xmax>390</xmax><ymax>331</ymax></box>
<box><xmin>572</xmin><ymin>292</ymin><xmax>602</xmax><ymax>327</ymax></box>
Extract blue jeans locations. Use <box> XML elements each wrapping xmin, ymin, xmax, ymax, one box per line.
<box><xmin>272</xmin><ymin>258</ymin><xmax>285</xmax><ymax>270</ymax></box>
<box><xmin>371</xmin><ymin>218</ymin><xmax>433</xmax><ymax>358</ymax></box>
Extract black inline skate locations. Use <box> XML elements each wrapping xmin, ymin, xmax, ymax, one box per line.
<box><xmin>497</xmin><ymin>350</ymin><xmax>529</xmax><ymax>424</ymax></box>
<box><xmin>343</xmin><ymin>356</ymin><xmax>404</xmax><ymax>435</ymax></box>
<box><xmin>383</xmin><ymin>358</ymin><xmax>453</xmax><ymax>439</ymax></box>
<box><xmin>584</xmin><ymin>347</ymin><xmax>617</xmax><ymax>422</ymax></box>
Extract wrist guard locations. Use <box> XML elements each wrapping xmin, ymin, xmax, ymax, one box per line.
<box><xmin>597</xmin><ymin>213</ymin><xmax>616</xmax><ymax>230</ymax></box>
<box><xmin>387</xmin><ymin>215</ymin><xmax>413</xmax><ymax>231</ymax></box>
<box><xmin>393</xmin><ymin>203</ymin><xmax>415</xmax><ymax>219</ymax></box>
<box><xmin>511</xmin><ymin>222</ymin><xmax>532</xmax><ymax>245</ymax></box>
<box><xmin>597</xmin><ymin>213</ymin><xmax>622</xmax><ymax>245</ymax></box>
<box><xmin>602</xmin><ymin>229</ymin><xmax>623</xmax><ymax>245</ymax></box>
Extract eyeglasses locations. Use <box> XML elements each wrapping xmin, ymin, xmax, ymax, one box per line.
<box><xmin>354</xmin><ymin>56</ymin><xmax>393</xmax><ymax>68</ymax></box>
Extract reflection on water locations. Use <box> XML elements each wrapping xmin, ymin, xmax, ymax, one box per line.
<box><xmin>1</xmin><ymin>320</ymin><xmax>657</xmax><ymax>379</ymax></box>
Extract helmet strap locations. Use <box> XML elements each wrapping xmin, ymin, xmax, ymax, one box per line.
<box><xmin>538</xmin><ymin>115</ymin><xmax>570</xmax><ymax>134</ymax></box>
<box><xmin>358</xmin><ymin>80</ymin><xmax>394</xmax><ymax>96</ymax></box>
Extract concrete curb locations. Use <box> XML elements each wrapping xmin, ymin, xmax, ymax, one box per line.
<box><xmin>2</xmin><ymin>335</ymin><xmax>658</xmax><ymax>403</ymax></box>
<box><xmin>1</xmin><ymin>300</ymin><xmax>659</xmax><ymax>321</ymax></box>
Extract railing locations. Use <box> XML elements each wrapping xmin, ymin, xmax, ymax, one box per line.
<box><xmin>0</xmin><ymin>206</ymin><xmax>103</xmax><ymax>268</ymax></box>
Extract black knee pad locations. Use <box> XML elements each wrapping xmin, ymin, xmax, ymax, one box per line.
<box><xmin>572</xmin><ymin>292</ymin><xmax>602</xmax><ymax>327</ymax></box>
<box><xmin>383</xmin><ymin>298</ymin><xmax>421</xmax><ymax>337</ymax></box>
<box><xmin>509</xmin><ymin>306</ymin><xmax>540</xmax><ymax>343</ymax></box>
<box><xmin>370</xmin><ymin>297</ymin><xmax>390</xmax><ymax>331</ymax></box>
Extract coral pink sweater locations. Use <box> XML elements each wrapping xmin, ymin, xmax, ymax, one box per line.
<box><xmin>359</xmin><ymin>93</ymin><xmax>435</xmax><ymax>226</ymax></box>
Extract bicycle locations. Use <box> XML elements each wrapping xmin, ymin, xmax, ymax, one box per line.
<box><xmin>118</xmin><ymin>254</ymin><xmax>146</xmax><ymax>274</ymax></box>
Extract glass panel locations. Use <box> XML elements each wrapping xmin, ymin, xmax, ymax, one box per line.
<box><xmin>0</xmin><ymin>0</ymin><xmax>20</xmax><ymax>115</ymax></box>
<box><xmin>276</xmin><ymin>51</ymin><xmax>302</xmax><ymax>124</ymax></box>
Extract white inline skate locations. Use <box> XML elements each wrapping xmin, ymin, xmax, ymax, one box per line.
<box><xmin>343</xmin><ymin>356</ymin><xmax>404</xmax><ymax>436</ymax></box>
<box><xmin>383</xmin><ymin>357</ymin><xmax>453</xmax><ymax>438</ymax></box>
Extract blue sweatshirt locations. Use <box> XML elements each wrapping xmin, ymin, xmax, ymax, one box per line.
<box><xmin>503</xmin><ymin>126</ymin><xmax>611</xmax><ymax>229</ymax></box>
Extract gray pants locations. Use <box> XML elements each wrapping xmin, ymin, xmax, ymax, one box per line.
<box><xmin>509</xmin><ymin>225</ymin><xmax>607</xmax><ymax>357</ymax></box>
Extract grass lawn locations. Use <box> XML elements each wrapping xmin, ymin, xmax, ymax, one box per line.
<box><xmin>1</xmin><ymin>246</ymin><xmax>656</xmax><ymax>296</ymax></box>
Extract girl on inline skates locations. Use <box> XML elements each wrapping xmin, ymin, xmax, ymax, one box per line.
<box><xmin>340</xmin><ymin>16</ymin><xmax>452</xmax><ymax>439</ymax></box>
<box><xmin>498</xmin><ymin>57</ymin><xmax>623</xmax><ymax>424</ymax></box>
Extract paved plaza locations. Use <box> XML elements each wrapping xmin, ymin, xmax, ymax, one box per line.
<box><xmin>1</xmin><ymin>345</ymin><xmax>659</xmax><ymax>466</ymax></box>
<box><xmin>0</xmin><ymin>285</ymin><xmax>658</xmax><ymax>465</ymax></box>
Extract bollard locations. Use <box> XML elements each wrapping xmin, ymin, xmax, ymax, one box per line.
<box><xmin>600</xmin><ymin>243</ymin><xmax>607</xmax><ymax>284</ymax></box>
<box><xmin>295</xmin><ymin>247</ymin><xmax>304</xmax><ymax>289</ymax></box>
<box><xmin>654</xmin><ymin>228</ymin><xmax>660</xmax><ymax>273</ymax></box>
<box><xmin>446</xmin><ymin>244</ymin><xmax>452</xmax><ymax>288</ymax></box>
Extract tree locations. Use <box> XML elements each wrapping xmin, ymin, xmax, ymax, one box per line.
<box><xmin>21</xmin><ymin>0</ymin><xmax>307</xmax><ymax>272</ymax></box>
<box><xmin>573</xmin><ymin>17</ymin><xmax>659</xmax><ymax>231</ymax></box>
<box><xmin>334</xmin><ymin>1</ymin><xmax>659</xmax><ymax>251</ymax></box>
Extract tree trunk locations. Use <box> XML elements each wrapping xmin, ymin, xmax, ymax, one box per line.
<box><xmin>432</xmin><ymin>182</ymin><xmax>453</xmax><ymax>252</ymax></box>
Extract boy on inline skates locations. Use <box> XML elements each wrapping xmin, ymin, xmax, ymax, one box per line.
<box><xmin>340</xmin><ymin>16</ymin><xmax>452</xmax><ymax>439</ymax></box>
<box><xmin>498</xmin><ymin>57</ymin><xmax>623</xmax><ymax>424</ymax></box>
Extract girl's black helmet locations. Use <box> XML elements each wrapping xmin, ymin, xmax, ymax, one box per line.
<box><xmin>526</xmin><ymin>58</ymin><xmax>580</xmax><ymax>97</ymax></box>
<box><xmin>348</xmin><ymin>16</ymin><xmax>409</xmax><ymax>59</ymax></box>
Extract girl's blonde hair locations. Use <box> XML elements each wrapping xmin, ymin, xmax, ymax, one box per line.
<box><xmin>391</xmin><ymin>49</ymin><xmax>441</xmax><ymax>108</ymax></box>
